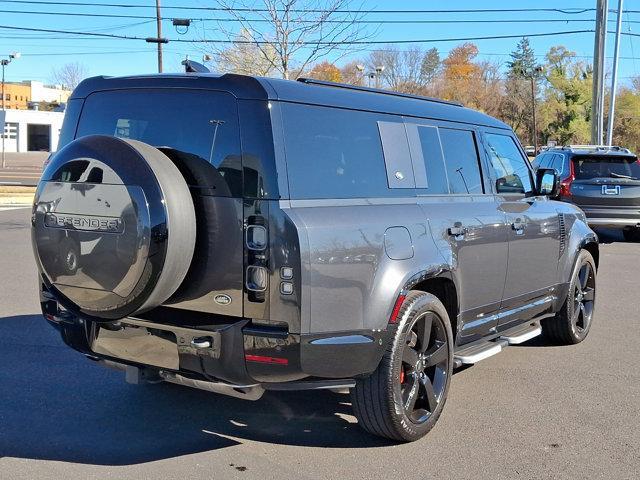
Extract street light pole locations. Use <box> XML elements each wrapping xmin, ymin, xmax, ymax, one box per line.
<box><xmin>1</xmin><ymin>52</ymin><xmax>20</xmax><ymax>169</ymax></box>
<box><xmin>606</xmin><ymin>0</ymin><xmax>624</xmax><ymax>146</ymax></box>
<box><xmin>592</xmin><ymin>0</ymin><xmax>609</xmax><ymax>145</ymax></box>
<box><xmin>1</xmin><ymin>59</ymin><xmax>6</xmax><ymax>169</ymax></box>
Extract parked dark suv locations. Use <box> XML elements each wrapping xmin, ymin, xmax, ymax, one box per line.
<box><xmin>31</xmin><ymin>73</ymin><xmax>599</xmax><ymax>442</ymax></box>
<box><xmin>533</xmin><ymin>145</ymin><xmax>640</xmax><ymax>241</ymax></box>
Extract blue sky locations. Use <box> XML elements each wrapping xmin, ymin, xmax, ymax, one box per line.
<box><xmin>1</xmin><ymin>0</ymin><xmax>639</xmax><ymax>86</ymax></box>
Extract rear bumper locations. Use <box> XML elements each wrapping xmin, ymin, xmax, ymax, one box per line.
<box><xmin>41</xmin><ymin>298</ymin><xmax>388</xmax><ymax>388</ymax></box>
<box><xmin>579</xmin><ymin>206</ymin><xmax>640</xmax><ymax>228</ymax></box>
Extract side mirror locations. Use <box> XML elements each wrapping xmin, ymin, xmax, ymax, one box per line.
<box><xmin>536</xmin><ymin>168</ymin><xmax>560</xmax><ymax>197</ymax></box>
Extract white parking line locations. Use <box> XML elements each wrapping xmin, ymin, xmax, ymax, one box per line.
<box><xmin>0</xmin><ymin>206</ymin><xmax>30</xmax><ymax>211</ymax></box>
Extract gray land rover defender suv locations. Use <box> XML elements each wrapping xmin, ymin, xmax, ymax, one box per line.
<box><xmin>32</xmin><ymin>73</ymin><xmax>599</xmax><ymax>442</ymax></box>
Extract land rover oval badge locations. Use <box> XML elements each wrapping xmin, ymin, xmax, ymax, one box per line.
<box><xmin>214</xmin><ymin>294</ymin><xmax>232</xmax><ymax>306</ymax></box>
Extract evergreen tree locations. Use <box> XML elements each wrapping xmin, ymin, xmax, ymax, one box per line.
<box><xmin>507</xmin><ymin>37</ymin><xmax>538</xmax><ymax>77</ymax></box>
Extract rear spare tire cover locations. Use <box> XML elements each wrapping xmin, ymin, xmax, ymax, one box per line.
<box><xmin>32</xmin><ymin>135</ymin><xmax>196</xmax><ymax>320</ymax></box>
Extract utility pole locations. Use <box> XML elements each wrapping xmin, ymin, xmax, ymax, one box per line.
<box><xmin>606</xmin><ymin>0</ymin><xmax>624</xmax><ymax>146</ymax></box>
<box><xmin>591</xmin><ymin>0</ymin><xmax>609</xmax><ymax>145</ymax></box>
<box><xmin>145</xmin><ymin>1</ymin><xmax>168</xmax><ymax>72</ymax></box>
<box><xmin>155</xmin><ymin>0</ymin><xmax>163</xmax><ymax>73</ymax></box>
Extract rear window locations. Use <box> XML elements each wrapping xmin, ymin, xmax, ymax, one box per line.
<box><xmin>76</xmin><ymin>88</ymin><xmax>242</xmax><ymax>196</ymax></box>
<box><xmin>572</xmin><ymin>155</ymin><xmax>640</xmax><ymax>180</ymax></box>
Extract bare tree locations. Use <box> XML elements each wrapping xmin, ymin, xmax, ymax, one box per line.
<box><xmin>211</xmin><ymin>0</ymin><xmax>374</xmax><ymax>79</ymax></box>
<box><xmin>212</xmin><ymin>29</ymin><xmax>277</xmax><ymax>76</ymax></box>
<box><xmin>366</xmin><ymin>46</ymin><xmax>434</xmax><ymax>94</ymax></box>
<box><xmin>51</xmin><ymin>62</ymin><xmax>87</xmax><ymax>90</ymax></box>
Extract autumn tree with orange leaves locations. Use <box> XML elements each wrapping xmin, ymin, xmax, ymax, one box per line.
<box><xmin>308</xmin><ymin>61</ymin><xmax>343</xmax><ymax>82</ymax></box>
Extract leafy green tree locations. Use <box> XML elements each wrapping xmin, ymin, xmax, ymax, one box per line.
<box><xmin>507</xmin><ymin>37</ymin><xmax>538</xmax><ymax>77</ymax></box>
<box><xmin>539</xmin><ymin>46</ymin><xmax>592</xmax><ymax>145</ymax></box>
<box><xmin>420</xmin><ymin>48</ymin><xmax>441</xmax><ymax>84</ymax></box>
<box><xmin>501</xmin><ymin>38</ymin><xmax>540</xmax><ymax>144</ymax></box>
<box><xmin>611</xmin><ymin>87</ymin><xmax>640</xmax><ymax>153</ymax></box>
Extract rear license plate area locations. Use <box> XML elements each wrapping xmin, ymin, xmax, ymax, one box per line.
<box><xmin>91</xmin><ymin>323</ymin><xmax>180</xmax><ymax>370</ymax></box>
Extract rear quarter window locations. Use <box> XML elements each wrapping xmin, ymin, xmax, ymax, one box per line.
<box><xmin>281</xmin><ymin>103</ymin><xmax>407</xmax><ymax>199</ymax></box>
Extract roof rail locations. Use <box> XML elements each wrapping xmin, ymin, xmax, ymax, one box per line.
<box><xmin>296</xmin><ymin>77</ymin><xmax>464</xmax><ymax>107</ymax></box>
<box><xmin>562</xmin><ymin>144</ymin><xmax>631</xmax><ymax>153</ymax></box>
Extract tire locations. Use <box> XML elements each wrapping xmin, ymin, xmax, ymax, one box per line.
<box><xmin>350</xmin><ymin>291</ymin><xmax>454</xmax><ymax>442</ymax></box>
<box><xmin>622</xmin><ymin>227</ymin><xmax>640</xmax><ymax>242</ymax></box>
<box><xmin>542</xmin><ymin>250</ymin><xmax>596</xmax><ymax>345</ymax></box>
<box><xmin>32</xmin><ymin>135</ymin><xmax>196</xmax><ymax>320</ymax></box>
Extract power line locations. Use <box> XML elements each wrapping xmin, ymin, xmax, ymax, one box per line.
<box><xmin>0</xmin><ymin>25</ymin><xmax>598</xmax><ymax>43</ymax></box>
<box><xmin>0</xmin><ymin>9</ymin><xmax>607</xmax><ymax>24</ymax></box>
<box><xmin>0</xmin><ymin>1</ymin><xmax>602</xmax><ymax>14</ymax></box>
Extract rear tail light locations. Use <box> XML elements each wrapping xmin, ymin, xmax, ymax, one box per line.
<box><xmin>560</xmin><ymin>161</ymin><xmax>576</xmax><ymax>198</ymax></box>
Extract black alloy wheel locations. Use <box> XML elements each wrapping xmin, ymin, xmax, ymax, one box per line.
<box><xmin>351</xmin><ymin>291</ymin><xmax>453</xmax><ymax>442</ymax></box>
<box><xmin>398</xmin><ymin>311</ymin><xmax>449</xmax><ymax>424</ymax></box>
<box><xmin>542</xmin><ymin>249</ymin><xmax>597</xmax><ymax>345</ymax></box>
<box><xmin>571</xmin><ymin>260</ymin><xmax>595</xmax><ymax>335</ymax></box>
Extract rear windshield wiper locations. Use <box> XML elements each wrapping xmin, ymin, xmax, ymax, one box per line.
<box><xmin>609</xmin><ymin>172</ymin><xmax>638</xmax><ymax>180</ymax></box>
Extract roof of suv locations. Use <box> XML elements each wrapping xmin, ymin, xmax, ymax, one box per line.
<box><xmin>71</xmin><ymin>72</ymin><xmax>510</xmax><ymax>130</ymax></box>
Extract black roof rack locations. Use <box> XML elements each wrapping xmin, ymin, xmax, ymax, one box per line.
<box><xmin>296</xmin><ymin>77</ymin><xmax>464</xmax><ymax>108</ymax></box>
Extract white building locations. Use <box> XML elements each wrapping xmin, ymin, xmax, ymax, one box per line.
<box><xmin>22</xmin><ymin>80</ymin><xmax>71</xmax><ymax>104</ymax></box>
<box><xmin>1</xmin><ymin>108</ymin><xmax>65</xmax><ymax>153</ymax></box>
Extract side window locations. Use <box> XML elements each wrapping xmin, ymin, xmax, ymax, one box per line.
<box><xmin>439</xmin><ymin>128</ymin><xmax>484</xmax><ymax>194</ymax></box>
<box><xmin>551</xmin><ymin>154</ymin><xmax>564</xmax><ymax>174</ymax></box>
<box><xmin>484</xmin><ymin>133</ymin><xmax>533</xmax><ymax>194</ymax></box>
<box><xmin>533</xmin><ymin>153</ymin><xmax>547</xmax><ymax>169</ymax></box>
<box><xmin>409</xmin><ymin>125</ymin><xmax>449</xmax><ymax>194</ymax></box>
<box><xmin>282</xmin><ymin>103</ymin><xmax>401</xmax><ymax>199</ymax></box>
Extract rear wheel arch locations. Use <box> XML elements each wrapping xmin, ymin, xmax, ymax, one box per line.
<box><xmin>581</xmin><ymin>239</ymin><xmax>599</xmax><ymax>270</ymax></box>
<box><xmin>403</xmin><ymin>272</ymin><xmax>459</xmax><ymax>342</ymax></box>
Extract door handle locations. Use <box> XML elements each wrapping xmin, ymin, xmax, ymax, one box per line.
<box><xmin>448</xmin><ymin>222</ymin><xmax>468</xmax><ymax>238</ymax></box>
<box><xmin>511</xmin><ymin>218</ymin><xmax>526</xmax><ymax>235</ymax></box>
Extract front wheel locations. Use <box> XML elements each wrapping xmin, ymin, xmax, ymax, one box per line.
<box><xmin>542</xmin><ymin>250</ymin><xmax>596</xmax><ymax>345</ymax></box>
<box><xmin>351</xmin><ymin>291</ymin><xmax>453</xmax><ymax>442</ymax></box>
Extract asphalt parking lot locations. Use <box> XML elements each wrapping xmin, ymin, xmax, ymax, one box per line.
<box><xmin>0</xmin><ymin>206</ymin><xmax>638</xmax><ymax>480</ymax></box>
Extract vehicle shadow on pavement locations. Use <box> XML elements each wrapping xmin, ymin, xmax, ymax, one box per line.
<box><xmin>0</xmin><ymin>314</ymin><xmax>392</xmax><ymax>466</ymax></box>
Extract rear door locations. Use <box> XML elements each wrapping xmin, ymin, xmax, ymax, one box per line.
<box><xmin>75</xmin><ymin>88</ymin><xmax>246</xmax><ymax>318</ymax></box>
<box><xmin>569</xmin><ymin>155</ymin><xmax>640</xmax><ymax>217</ymax></box>
<box><xmin>405</xmin><ymin>120</ymin><xmax>509</xmax><ymax>344</ymax></box>
<box><xmin>481</xmin><ymin>130</ymin><xmax>561</xmax><ymax>327</ymax></box>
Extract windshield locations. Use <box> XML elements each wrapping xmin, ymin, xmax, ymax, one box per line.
<box><xmin>572</xmin><ymin>155</ymin><xmax>640</xmax><ymax>180</ymax></box>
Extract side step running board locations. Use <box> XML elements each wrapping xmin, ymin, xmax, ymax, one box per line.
<box><xmin>454</xmin><ymin>341</ymin><xmax>505</xmax><ymax>367</ymax></box>
<box><xmin>454</xmin><ymin>322</ymin><xmax>542</xmax><ymax>368</ymax></box>
<box><xmin>499</xmin><ymin>323</ymin><xmax>542</xmax><ymax>345</ymax></box>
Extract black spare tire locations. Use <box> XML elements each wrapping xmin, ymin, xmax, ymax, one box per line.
<box><xmin>32</xmin><ymin>135</ymin><xmax>196</xmax><ymax>320</ymax></box>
